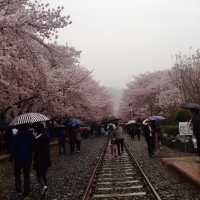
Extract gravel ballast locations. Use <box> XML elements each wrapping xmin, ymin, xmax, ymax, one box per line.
<box><xmin>124</xmin><ymin>135</ymin><xmax>200</xmax><ymax>200</ymax></box>
<box><xmin>0</xmin><ymin>136</ymin><xmax>107</xmax><ymax>200</ymax></box>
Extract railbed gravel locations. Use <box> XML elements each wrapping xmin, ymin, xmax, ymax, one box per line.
<box><xmin>0</xmin><ymin>136</ymin><xmax>107</xmax><ymax>200</ymax></box>
<box><xmin>124</xmin><ymin>135</ymin><xmax>200</xmax><ymax>200</ymax></box>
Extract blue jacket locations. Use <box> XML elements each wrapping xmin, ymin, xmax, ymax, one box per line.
<box><xmin>57</xmin><ymin>128</ymin><xmax>66</xmax><ymax>141</ymax></box>
<box><xmin>12</xmin><ymin>129</ymin><xmax>34</xmax><ymax>162</ymax></box>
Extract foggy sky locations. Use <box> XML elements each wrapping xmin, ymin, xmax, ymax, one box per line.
<box><xmin>43</xmin><ymin>0</ymin><xmax>200</xmax><ymax>88</ymax></box>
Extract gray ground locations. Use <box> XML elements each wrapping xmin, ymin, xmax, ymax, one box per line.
<box><xmin>0</xmin><ymin>136</ymin><xmax>106</xmax><ymax>200</ymax></box>
<box><xmin>1</xmin><ymin>135</ymin><xmax>200</xmax><ymax>200</ymax></box>
<box><xmin>124</xmin><ymin>135</ymin><xmax>200</xmax><ymax>200</ymax></box>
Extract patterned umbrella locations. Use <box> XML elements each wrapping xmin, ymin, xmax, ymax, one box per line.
<box><xmin>10</xmin><ymin>113</ymin><xmax>49</xmax><ymax>126</ymax></box>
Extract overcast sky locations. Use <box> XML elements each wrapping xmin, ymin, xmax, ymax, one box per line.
<box><xmin>43</xmin><ymin>0</ymin><xmax>200</xmax><ymax>88</ymax></box>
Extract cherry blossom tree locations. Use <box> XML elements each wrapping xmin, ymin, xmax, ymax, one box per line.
<box><xmin>172</xmin><ymin>50</ymin><xmax>200</xmax><ymax>104</ymax></box>
<box><xmin>46</xmin><ymin>64</ymin><xmax>113</xmax><ymax>120</ymax></box>
<box><xmin>0</xmin><ymin>0</ymin><xmax>71</xmax><ymax>120</ymax></box>
<box><xmin>118</xmin><ymin>70</ymin><xmax>182</xmax><ymax>121</ymax></box>
<box><xmin>0</xmin><ymin>0</ymin><xmax>114</xmax><ymax>121</ymax></box>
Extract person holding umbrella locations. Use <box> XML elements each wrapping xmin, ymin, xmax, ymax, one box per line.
<box><xmin>10</xmin><ymin>124</ymin><xmax>34</xmax><ymax>197</ymax></box>
<box><xmin>9</xmin><ymin>112</ymin><xmax>50</xmax><ymax>197</ymax></box>
<box><xmin>56</xmin><ymin>120</ymin><xmax>67</xmax><ymax>156</ymax></box>
<box><xmin>114</xmin><ymin>123</ymin><xmax>124</xmax><ymax>156</ymax></box>
<box><xmin>33</xmin><ymin>123</ymin><xmax>51</xmax><ymax>197</ymax></box>
<box><xmin>68</xmin><ymin>125</ymin><xmax>76</xmax><ymax>154</ymax></box>
<box><xmin>191</xmin><ymin>109</ymin><xmax>200</xmax><ymax>162</ymax></box>
<box><xmin>68</xmin><ymin>119</ymin><xmax>81</xmax><ymax>153</ymax></box>
<box><xmin>183</xmin><ymin>103</ymin><xmax>200</xmax><ymax>162</ymax></box>
<box><xmin>74</xmin><ymin>124</ymin><xmax>81</xmax><ymax>152</ymax></box>
<box><xmin>143</xmin><ymin>119</ymin><xmax>156</xmax><ymax>158</ymax></box>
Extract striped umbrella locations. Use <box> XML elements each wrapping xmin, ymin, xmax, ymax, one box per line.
<box><xmin>10</xmin><ymin>113</ymin><xmax>49</xmax><ymax>126</ymax></box>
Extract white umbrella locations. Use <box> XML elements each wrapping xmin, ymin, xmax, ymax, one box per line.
<box><xmin>10</xmin><ymin>113</ymin><xmax>49</xmax><ymax>126</ymax></box>
<box><xmin>127</xmin><ymin>120</ymin><xmax>136</xmax><ymax>125</ymax></box>
<box><xmin>107</xmin><ymin>123</ymin><xmax>116</xmax><ymax>129</ymax></box>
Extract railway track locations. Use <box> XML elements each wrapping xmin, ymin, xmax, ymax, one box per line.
<box><xmin>82</xmin><ymin>141</ymin><xmax>162</xmax><ymax>200</ymax></box>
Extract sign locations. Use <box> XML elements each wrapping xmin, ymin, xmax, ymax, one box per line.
<box><xmin>179</xmin><ymin>122</ymin><xmax>193</xmax><ymax>136</ymax></box>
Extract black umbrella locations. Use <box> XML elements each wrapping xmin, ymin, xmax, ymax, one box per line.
<box><xmin>182</xmin><ymin>103</ymin><xmax>200</xmax><ymax>110</ymax></box>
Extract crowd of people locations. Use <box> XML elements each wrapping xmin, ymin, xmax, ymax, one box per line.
<box><xmin>108</xmin><ymin>120</ymin><xmax>162</xmax><ymax>159</ymax></box>
<box><xmin>5</xmin><ymin>119</ymin><xmax>87</xmax><ymax>199</ymax></box>
<box><xmin>3</xmin><ymin>118</ymin><xmax>120</xmax><ymax>199</ymax></box>
<box><xmin>10</xmin><ymin>123</ymin><xmax>50</xmax><ymax>199</ymax></box>
<box><xmin>1</xmin><ymin>110</ymin><xmax>200</xmax><ymax>199</ymax></box>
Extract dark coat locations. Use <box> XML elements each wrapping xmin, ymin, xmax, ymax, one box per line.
<box><xmin>68</xmin><ymin>127</ymin><xmax>77</xmax><ymax>143</ymax></box>
<box><xmin>56</xmin><ymin>126</ymin><xmax>66</xmax><ymax>143</ymax></box>
<box><xmin>33</xmin><ymin>133</ymin><xmax>51</xmax><ymax>171</ymax></box>
<box><xmin>143</xmin><ymin>124</ymin><xmax>156</xmax><ymax>139</ymax></box>
<box><xmin>11</xmin><ymin>129</ymin><xmax>34</xmax><ymax>163</ymax></box>
<box><xmin>191</xmin><ymin>113</ymin><xmax>200</xmax><ymax>137</ymax></box>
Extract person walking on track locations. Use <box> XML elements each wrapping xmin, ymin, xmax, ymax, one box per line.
<box><xmin>115</xmin><ymin>123</ymin><xmax>124</xmax><ymax>156</ymax></box>
<box><xmin>110</xmin><ymin>124</ymin><xmax>117</xmax><ymax>158</ymax></box>
<box><xmin>33</xmin><ymin>124</ymin><xmax>51</xmax><ymax>197</ymax></box>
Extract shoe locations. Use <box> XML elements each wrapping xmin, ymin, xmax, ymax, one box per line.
<box><xmin>41</xmin><ymin>185</ymin><xmax>48</xmax><ymax>196</ymax></box>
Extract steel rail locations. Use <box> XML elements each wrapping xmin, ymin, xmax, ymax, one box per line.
<box><xmin>82</xmin><ymin>139</ymin><xmax>109</xmax><ymax>200</ymax></box>
<box><xmin>125</xmin><ymin>143</ymin><xmax>162</xmax><ymax>200</ymax></box>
